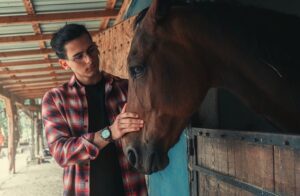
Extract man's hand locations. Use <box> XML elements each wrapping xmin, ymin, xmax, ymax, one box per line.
<box><xmin>109</xmin><ymin>104</ymin><xmax>144</xmax><ymax>140</ymax></box>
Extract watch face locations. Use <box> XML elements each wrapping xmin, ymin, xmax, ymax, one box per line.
<box><xmin>101</xmin><ymin>129</ymin><xmax>111</xmax><ymax>139</ymax></box>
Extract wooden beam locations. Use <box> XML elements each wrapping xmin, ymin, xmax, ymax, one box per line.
<box><xmin>115</xmin><ymin>0</ymin><xmax>132</xmax><ymax>24</ymax></box>
<box><xmin>0</xmin><ymin>72</ymin><xmax>72</xmax><ymax>82</ymax></box>
<box><xmin>17</xmin><ymin>93</ymin><xmax>45</xmax><ymax>97</ymax></box>
<box><xmin>100</xmin><ymin>0</ymin><xmax>117</xmax><ymax>30</ymax></box>
<box><xmin>3</xmin><ymin>78</ymin><xmax>69</xmax><ymax>88</ymax></box>
<box><xmin>17</xmin><ymin>92</ymin><xmax>47</xmax><ymax>96</ymax></box>
<box><xmin>19</xmin><ymin>94</ymin><xmax>44</xmax><ymax>99</ymax></box>
<box><xmin>0</xmin><ymin>48</ymin><xmax>54</xmax><ymax>58</ymax></box>
<box><xmin>0</xmin><ymin>86</ymin><xmax>24</xmax><ymax>103</ymax></box>
<box><xmin>0</xmin><ymin>10</ymin><xmax>118</xmax><ymax>25</ymax></box>
<box><xmin>10</xmin><ymin>85</ymin><xmax>57</xmax><ymax>92</ymax></box>
<box><xmin>5</xmin><ymin>97</ymin><xmax>18</xmax><ymax>173</ymax></box>
<box><xmin>18</xmin><ymin>91</ymin><xmax>45</xmax><ymax>95</ymax></box>
<box><xmin>16</xmin><ymin>88</ymin><xmax>49</xmax><ymax>93</ymax></box>
<box><xmin>3</xmin><ymin>80</ymin><xmax>66</xmax><ymax>90</ymax></box>
<box><xmin>23</xmin><ymin>0</ymin><xmax>35</xmax><ymax>15</ymax></box>
<box><xmin>0</xmin><ymin>67</ymin><xmax>62</xmax><ymax>75</ymax></box>
<box><xmin>0</xmin><ymin>31</ymin><xmax>99</xmax><ymax>44</ymax></box>
<box><xmin>0</xmin><ymin>59</ymin><xmax>58</xmax><ymax>67</ymax></box>
<box><xmin>16</xmin><ymin>104</ymin><xmax>40</xmax><ymax>112</ymax></box>
<box><xmin>0</xmin><ymin>34</ymin><xmax>52</xmax><ymax>44</ymax></box>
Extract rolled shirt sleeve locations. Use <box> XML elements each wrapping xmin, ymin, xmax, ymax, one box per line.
<box><xmin>42</xmin><ymin>90</ymin><xmax>99</xmax><ymax>167</ymax></box>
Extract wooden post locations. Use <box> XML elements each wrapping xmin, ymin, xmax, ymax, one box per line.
<box><xmin>30</xmin><ymin>113</ymin><xmax>35</xmax><ymax>161</ymax></box>
<box><xmin>5</xmin><ymin>98</ymin><xmax>18</xmax><ymax>174</ymax></box>
<box><xmin>34</xmin><ymin>116</ymin><xmax>43</xmax><ymax>160</ymax></box>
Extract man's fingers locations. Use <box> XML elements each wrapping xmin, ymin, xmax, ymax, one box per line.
<box><xmin>122</xmin><ymin>128</ymin><xmax>142</xmax><ymax>134</ymax></box>
<box><xmin>121</xmin><ymin>103</ymin><xmax>127</xmax><ymax>113</ymax></box>
<box><xmin>119</xmin><ymin>118</ymin><xmax>143</xmax><ymax>124</ymax></box>
<box><xmin>118</xmin><ymin>123</ymin><xmax>143</xmax><ymax>129</ymax></box>
<box><xmin>118</xmin><ymin>112</ymin><xmax>139</xmax><ymax>119</ymax></box>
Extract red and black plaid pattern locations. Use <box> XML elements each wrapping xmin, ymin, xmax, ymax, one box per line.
<box><xmin>42</xmin><ymin>72</ymin><xmax>147</xmax><ymax>196</ymax></box>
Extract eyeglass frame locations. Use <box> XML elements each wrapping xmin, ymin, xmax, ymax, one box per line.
<box><xmin>66</xmin><ymin>43</ymin><xmax>99</xmax><ymax>64</ymax></box>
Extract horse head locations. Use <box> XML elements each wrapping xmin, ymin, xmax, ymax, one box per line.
<box><xmin>122</xmin><ymin>0</ymin><xmax>300</xmax><ymax>174</ymax></box>
<box><xmin>122</xmin><ymin>0</ymin><xmax>212</xmax><ymax>174</ymax></box>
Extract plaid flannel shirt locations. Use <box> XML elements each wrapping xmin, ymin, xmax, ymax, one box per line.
<box><xmin>42</xmin><ymin>71</ymin><xmax>147</xmax><ymax>196</ymax></box>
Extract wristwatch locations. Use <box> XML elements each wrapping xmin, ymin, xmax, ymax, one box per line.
<box><xmin>100</xmin><ymin>126</ymin><xmax>113</xmax><ymax>142</ymax></box>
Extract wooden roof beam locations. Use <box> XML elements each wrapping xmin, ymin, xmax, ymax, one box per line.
<box><xmin>16</xmin><ymin>90</ymin><xmax>48</xmax><ymax>95</ymax></box>
<box><xmin>115</xmin><ymin>0</ymin><xmax>132</xmax><ymax>24</ymax></box>
<box><xmin>0</xmin><ymin>59</ymin><xmax>58</xmax><ymax>67</ymax></box>
<box><xmin>0</xmin><ymin>86</ymin><xmax>24</xmax><ymax>104</ymax></box>
<box><xmin>5</xmin><ymin>81</ymin><xmax>65</xmax><ymax>89</ymax></box>
<box><xmin>3</xmin><ymin>78</ymin><xmax>69</xmax><ymax>88</ymax></box>
<box><xmin>100</xmin><ymin>0</ymin><xmax>117</xmax><ymax>30</ymax></box>
<box><xmin>10</xmin><ymin>85</ymin><xmax>57</xmax><ymax>92</ymax></box>
<box><xmin>0</xmin><ymin>31</ymin><xmax>99</xmax><ymax>44</ymax></box>
<box><xmin>0</xmin><ymin>48</ymin><xmax>54</xmax><ymax>58</ymax></box>
<box><xmin>0</xmin><ymin>72</ymin><xmax>72</xmax><ymax>82</ymax></box>
<box><xmin>0</xmin><ymin>10</ymin><xmax>118</xmax><ymax>25</ymax></box>
<box><xmin>0</xmin><ymin>66</ymin><xmax>63</xmax><ymax>75</ymax></box>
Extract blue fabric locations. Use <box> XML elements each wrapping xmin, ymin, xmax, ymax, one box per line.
<box><xmin>148</xmin><ymin>131</ymin><xmax>189</xmax><ymax>196</ymax></box>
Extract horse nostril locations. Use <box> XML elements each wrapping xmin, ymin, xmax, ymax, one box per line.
<box><xmin>127</xmin><ymin>148</ymin><xmax>138</xmax><ymax>167</ymax></box>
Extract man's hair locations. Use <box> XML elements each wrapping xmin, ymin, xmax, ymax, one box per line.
<box><xmin>50</xmin><ymin>24</ymin><xmax>92</xmax><ymax>59</ymax></box>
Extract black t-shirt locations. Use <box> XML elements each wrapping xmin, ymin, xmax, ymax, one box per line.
<box><xmin>85</xmin><ymin>79</ymin><xmax>125</xmax><ymax>196</ymax></box>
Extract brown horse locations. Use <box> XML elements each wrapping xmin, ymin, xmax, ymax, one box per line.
<box><xmin>122</xmin><ymin>0</ymin><xmax>300</xmax><ymax>174</ymax></box>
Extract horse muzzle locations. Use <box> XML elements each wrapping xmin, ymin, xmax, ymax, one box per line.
<box><xmin>125</xmin><ymin>144</ymin><xmax>169</xmax><ymax>174</ymax></box>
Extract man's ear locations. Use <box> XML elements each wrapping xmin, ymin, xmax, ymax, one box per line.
<box><xmin>59</xmin><ymin>59</ymin><xmax>70</xmax><ymax>70</ymax></box>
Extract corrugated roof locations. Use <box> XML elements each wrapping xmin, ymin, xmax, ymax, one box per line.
<box><xmin>0</xmin><ymin>0</ymin><xmax>130</xmax><ymax>100</ymax></box>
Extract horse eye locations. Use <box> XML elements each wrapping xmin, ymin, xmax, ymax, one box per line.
<box><xmin>129</xmin><ymin>65</ymin><xmax>145</xmax><ymax>79</ymax></box>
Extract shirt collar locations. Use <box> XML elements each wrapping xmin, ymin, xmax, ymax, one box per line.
<box><xmin>68</xmin><ymin>71</ymin><xmax>114</xmax><ymax>88</ymax></box>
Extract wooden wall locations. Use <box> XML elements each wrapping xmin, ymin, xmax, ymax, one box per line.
<box><xmin>94</xmin><ymin>16</ymin><xmax>136</xmax><ymax>79</ymax></box>
<box><xmin>194</xmin><ymin>134</ymin><xmax>300</xmax><ymax>195</ymax></box>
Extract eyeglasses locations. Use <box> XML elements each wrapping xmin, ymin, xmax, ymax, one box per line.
<box><xmin>68</xmin><ymin>44</ymin><xmax>99</xmax><ymax>64</ymax></box>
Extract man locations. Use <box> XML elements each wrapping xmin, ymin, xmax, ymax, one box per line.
<box><xmin>42</xmin><ymin>24</ymin><xmax>147</xmax><ymax>196</ymax></box>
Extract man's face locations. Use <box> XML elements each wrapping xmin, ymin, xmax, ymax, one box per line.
<box><xmin>60</xmin><ymin>33</ymin><xmax>100</xmax><ymax>83</ymax></box>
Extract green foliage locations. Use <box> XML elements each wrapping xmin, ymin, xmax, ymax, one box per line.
<box><xmin>0</xmin><ymin>99</ymin><xmax>8</xmax><ymax>138</ymax></box>
<box><xmin>18</xmin><ymin>109</ymin><xmax>32</xmax><ymax>141</ymax></box>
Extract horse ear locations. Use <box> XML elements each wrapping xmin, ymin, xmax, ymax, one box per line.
<box><xmin>148</xmin><ymin>0</ymin><xmax>172</xmax><ymax>23</ymax></box>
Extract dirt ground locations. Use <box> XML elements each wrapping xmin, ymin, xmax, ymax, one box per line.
<box><xmin>0</xmin><ymin>150</ymin><xmax>63</xmax><ymax>196</ymax></box>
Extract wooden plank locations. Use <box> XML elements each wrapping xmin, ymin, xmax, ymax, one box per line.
<box><xmin>95</xmin><ymin>16</ymin><xmax>135</xmax><ymax>78</ymax></box>
<box><xmin>196</xmin><ymin>136</ymin><xmax>275</xmax><ymax>194</ymax></box>
<box><xmin>0</xmin><ymin>72</ymin><xmax>72</xmax><ymax>82</ymax></box>
<box><xmin>0</xmin><ymin>67</ymin><xmax>62</xmax><ymax>75</ymax></box>
<box><xmin>2</xmin><ymin>78</ymin><xmax>68</xmax><ymax>88</ymax></box>
<box><xmin>274</xmin><ymin>146</ymin><xmax>296</xmax><ymax>195</ymax></box>
<box><xmin>0</xmin><ymin>59</ymin><xmax>58</xmax><ymax>67</ymax></box>
<box><xmin>4</xmin><ymin>79</ymin><xmax>67</xmax><ymax>88</ymax></box>
<box><xmin>0</xmin><ymin>31</ymin><xmax>99</xmax><ymax>44</ymax></box>
<box><xmin>18</xmin><ymin>90</ymin><xmax>46</xmax><ymax>95</ymax></box>
<box><xmin>5</xmin><ymin>97</ymin><xmax>18</xmax><ymax>174</ymax></box>
<box><xmin>198</xmin><ymin>173</ymin><xmax>254</xmax><ymax>196</ymax></box>
<box><xmin>0</xmin><ymin>34</ymin><xmax>52</xmax><ymax>44</ymax></box>
<box><xmin>0</xmin><ymin>86</ymin><xmax>24</xmax><ymax>104</ymax></box>
<box><xmin>100</xmin><ymin>0</ymin><xmax>117</xmax><ymax>30</ymax></box>
<box><xmin>0</xmin><ymin>10</ymin><xmax>118</xmax><ymax>25</ymax></box>
<box><xmin>18</xmin><ymin>94</ymin><xmax>45</xmax><ymax>99</ymax></box>
<box><xmin>9</xmin><ymin>84</ymin><xmax>58</xmax><ymax>92</ymax></box>
<box><xmin>114</xmin><ymin>0</ymin><xmax>132</xmax><ymax>24</ymax></box>
<box><xmin>0</xmin><ymin>48</ymin><xmax>54</xmax><ymax>58</ymax></box>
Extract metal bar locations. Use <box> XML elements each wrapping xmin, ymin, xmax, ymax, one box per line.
<box><xmin>192</xmin><ymin>164</ymin><xmax>279</xmax><ymax>196</ymax></box>
<box><xmin>191</xmin><ymin>128</ymin><xmax>300</xmax><ymax>149</ymax></box>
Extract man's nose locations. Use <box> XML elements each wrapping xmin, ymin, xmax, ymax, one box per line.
<box><xmin>83</xmin><ymin>53</ymin><xmax>92</xmax><ymax>64</ymax></box>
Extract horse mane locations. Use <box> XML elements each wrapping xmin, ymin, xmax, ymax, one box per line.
<box><xmin>134</xmin><ymin>2</ymin><xmax>300</xmax><ymax>86</ymax></box>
